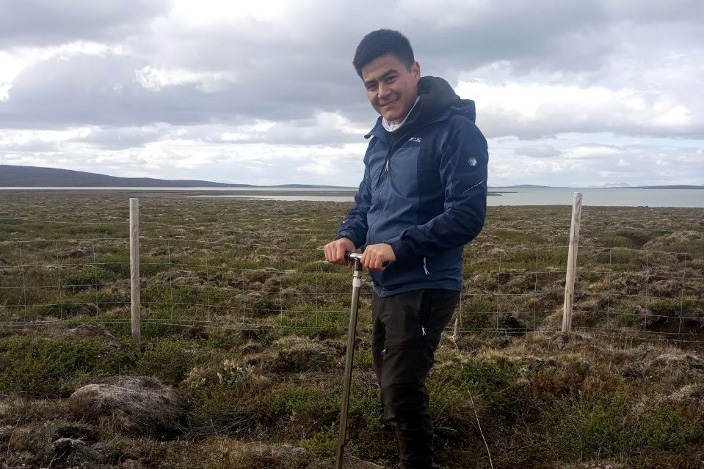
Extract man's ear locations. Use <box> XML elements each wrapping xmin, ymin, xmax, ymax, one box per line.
<box><xmin>412</xmin><ymin>61</ymin><xmax>420</xmax><ymax>79</ymax></box>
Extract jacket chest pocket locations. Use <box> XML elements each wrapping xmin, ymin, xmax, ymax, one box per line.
<box><xmin>383</xmin><ymin>146</ymin><xmax>422</xmax><ymax>198</ymax></box>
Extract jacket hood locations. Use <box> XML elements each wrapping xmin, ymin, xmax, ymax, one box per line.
<box><xmin>414</xmin><ymin>76</ymin><xmax>476</xmax><ymax>124</ymax></box>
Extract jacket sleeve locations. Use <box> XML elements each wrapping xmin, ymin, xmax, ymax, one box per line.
<box><xmin>336</xmin><ymin>149</ymin><xmax>373</xmax><ymax>248</ymax></box>
<box><xmin>390</xmin><ymin>118</ymin><xmax>488</xmax><ymax>263</ymax></box>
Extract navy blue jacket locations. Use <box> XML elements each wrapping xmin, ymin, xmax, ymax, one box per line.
<box><xmin>337</xmin><ymin>76</ymin><xmax>488</xmax><ymax>297</ymax></box>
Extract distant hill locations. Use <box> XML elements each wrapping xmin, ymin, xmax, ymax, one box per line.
<box><xmin>499</xmin><ymin>184</ymin><xmax>704</xmax><ymax>190</ymax></box>
<box><xmin>0</xmin><ymin>165</ymin><xmax>254</xmax><ymax>188</ymax></box>
<box><xmin>3</xmin><ymin>165</ymin><xmax>699</xmax><ymax>190</ymax></box>
<box><xmin>501</xmin><ymin>184</ymin><xmax>553</xmax><ymax>188</ymax></box>
<box><xmin>0</xmin><ymin>165</ymin><xmax>359</xmax><ymax>189</ymax></box>
<box><xmin>629</xmin><ymin>185</ymin><xmax>704</xmax><ymax>190</ymax></box>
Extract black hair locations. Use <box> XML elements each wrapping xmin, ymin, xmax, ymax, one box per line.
<box><xmin>352</xmin><ymin>29</ymin><xmax>415</xmax><ymax>78</ymax></box>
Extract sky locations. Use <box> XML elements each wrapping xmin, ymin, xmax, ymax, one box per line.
<box><xmin>0</xmin><ymin>0</ymin><xmax>703</xmax><ymax>188</ymax></box>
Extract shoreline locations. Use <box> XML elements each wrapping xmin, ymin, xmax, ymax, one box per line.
<box><xmin>0</xmin><ymin>188</ymin><xmax>512</xmax><ymax>197</ymax></box>
<box><xmin>1</xmin><ymin>187</ymin><xmax>702</xmax><ymax>207</ymax></box>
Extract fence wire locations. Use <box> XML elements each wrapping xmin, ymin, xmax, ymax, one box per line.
<box><xmin>2</xmin><ymin>235</ymin><xmax>702</xmax><ymax>342</ymax></box>
<box><xmin>1</xmin><ymin>196</ymin><xmax>703</xmax><ymax>343</ymax></box>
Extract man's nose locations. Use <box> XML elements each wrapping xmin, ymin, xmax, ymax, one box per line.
<box><xmin>377</xmin><ymin>82</ymin><xmax>391</xmax><ymax>99</ymax></box>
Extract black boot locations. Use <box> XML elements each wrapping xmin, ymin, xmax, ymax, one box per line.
<box><xmin>392</xmin><ymin>416</ymin><xmax>435</xmax><ymax>469</ymax></box>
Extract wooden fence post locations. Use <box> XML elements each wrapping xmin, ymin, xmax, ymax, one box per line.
<box><xmin>562</xmin><ymin>192</ymin><xmax>583</xmax><ymax>333</ymax></box>
<box><xmin>130</xmin><ymin>198</ymin><xmax>141</xmax><ymax>346</ymax></box>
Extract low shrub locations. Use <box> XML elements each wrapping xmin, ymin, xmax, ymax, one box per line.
<box><xmin>133</xmin><ymin>338</ymin><xmax>201</xmax><ymax>385</ymax></box>
<box><xmin>541</xmin><ymin>396</ymin><xmax>631</xmax><ymax>460</ymax></box>
<box><xmin>0</xmin><ymin>335</ymin><xmax>134</xmax><ymax>397</ymax></box>
<box><xmin>632</xmin><ymin>402</ymin><xmax>704</xmax><ymax>455</ymax></box>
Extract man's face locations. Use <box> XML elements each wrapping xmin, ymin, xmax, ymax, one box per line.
<box><xmin>361</xmin><ymin>54</ymin><xmax>420</xmax><ymax>124</ymax></box>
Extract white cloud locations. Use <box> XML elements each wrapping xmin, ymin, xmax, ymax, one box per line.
<box><xmin>567</xmin><ymin>146</ymin><xmax>622</xmax><ymax>159</ymax></box>
<box><xmin>456</xmin><ymin>81</ymin><xmax>698</xmax><ymax>138</ymax></box>
<box><xmin>136</xmin><ymin>66</ymin><xmax>236</xmax><ymax>92</ymax></box>
<box><xmin>169</xmin><ymin>0</ymin><xmax>294</xmax><ymax>24</ymax></box>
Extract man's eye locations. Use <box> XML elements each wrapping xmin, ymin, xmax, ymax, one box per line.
<box><xmin>366</xmin><ymin>84</ymin><xmax>378</xmax><ymax>91</ymax></box>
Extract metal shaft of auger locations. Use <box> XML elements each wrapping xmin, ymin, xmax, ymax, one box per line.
<box><xmin>335</xmin><ymin>253</ymin><xmax>362</xmax><ymax>469</ymax></box>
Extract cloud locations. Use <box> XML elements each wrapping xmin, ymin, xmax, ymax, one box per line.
<box><xmin>135</xmin><ymin>66</ymin><xmax>236</xmax><ymax>93</ymax></box>
<box><xmin>457</xmin><ymin>78</ymin><xmax>702</xmax><ymax>139</ymax></box>
<box><xmin>76</xmin><ymin>125</ymin><xmax>170</xmax><ymax>151</ymax></box>
<box><xmin>488</xmin><ymin>134</ymin><xmax>704</xmax><ymax>187</ymax></box>
<box><xmin>514</xmin><ymin>143</ymin><xmax>560</xmax><ymax>159</ymax></box>
<box><xmin>0</xmin><ymin>0</ymin><xmax>702</xmax><ymax>187</ymax></box>
<box><xmin>0</xmin><ymin>0</ymin><xmax>171</xmax><ymax>47</ymax></box>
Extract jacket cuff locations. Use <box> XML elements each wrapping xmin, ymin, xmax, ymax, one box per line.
<box><xmin>336</xmin><ymin>232</ymin><xmax>358</xmax><ymax>247</ymax></box>
<box><xmin>390</xmin><ymin>239</ymin><xmax>416</xmax><ymax>265</ymax></box>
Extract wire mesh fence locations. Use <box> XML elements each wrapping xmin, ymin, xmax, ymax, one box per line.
<box><xmin>1</xmin><ymin>195</ymin><xmax>702</xmax><ymax>342</ymax></box>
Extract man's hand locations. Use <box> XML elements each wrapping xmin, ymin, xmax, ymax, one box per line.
<box><xmin>361</xmin><ymin>243</ymin><xmax>396</xmax><ymax>271</ymax></box>
<box><xmin>324</xmin><ymin>237</ymin><xmax>356</xmax><ymax>265</ymax></box>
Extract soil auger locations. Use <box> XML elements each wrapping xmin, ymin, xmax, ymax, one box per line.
<box><xmin>335</xmin><ymin>251</ymin><xmax>363</xmax><ymax>469</ymax></box>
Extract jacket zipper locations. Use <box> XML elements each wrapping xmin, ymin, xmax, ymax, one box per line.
<box><xmin>380</xmin><ymin>132</ymin><xmax>433</xmax><ymax>281</ymax></box>
<box><xmin>381</xmin><ymin>129</ymin><xmax>414</xmax><ymax>175</ymax></box>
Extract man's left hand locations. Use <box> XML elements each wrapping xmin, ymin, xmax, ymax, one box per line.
<box><xmin>361</xmin><ymin>243</ymin><xmax>396</xmax><ymax>271</ymax></box>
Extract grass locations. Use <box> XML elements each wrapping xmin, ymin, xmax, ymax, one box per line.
<box><xmin>0</xmin><ymin>334</ymin><xmax>135</xmax><ymax>397</ymax></box>
<box><xmin>0</xmin><ymin>192</ymin><xmax>703</xmax><ymax>468</ymax></box>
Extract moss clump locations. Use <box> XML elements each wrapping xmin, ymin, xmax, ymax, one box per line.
<box><xmin>269</xmin><ymin>383</ymin><xmax>339</xmax><ymax>438</ymax></box>
<box><xmin>0</xmin><ymin>334</ymin><xmax>134</xmax><ymax>397</ymax></box>
<box><xmin>451</xmin><ymin>355</ymin><xmax>524</xmax><ymax>411</ymax></box>
<box><xmin>133</xmin><ymin>338</ymin><xmax>201</xmax><ymax>385</ymax></box>
<box><xmin>632</xmin><ymin>403</ymin><xmax>704</xmax><ymax>455</ymax></box>
<box><xmin>542</xmin><ymin>397</ymin><xmax>631</xmax><ymax>460</ymax></box>
<box><xmin>300</xmin><ymin>423</ymin><xmax>338</xmax><ymax>456</ymax></box>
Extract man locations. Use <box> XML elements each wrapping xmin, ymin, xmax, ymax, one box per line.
<box><xmin>323</xmin><ymin>29</ymin><xmax>488</xmax><ymax>469</ymax></box>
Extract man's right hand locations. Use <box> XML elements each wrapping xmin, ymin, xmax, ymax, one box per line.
<box><xmin>323</xmin><ymin>237</ymin><xmax>356</xmax><ymax>265</ymax></box>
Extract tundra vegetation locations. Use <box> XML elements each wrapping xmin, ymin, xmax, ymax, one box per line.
<box><xmin>0</xmin><ymin>191</ymin><xmax>703</xmax><ymax>468</ymax></box>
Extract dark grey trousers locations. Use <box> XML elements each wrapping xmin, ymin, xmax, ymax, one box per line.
<box><xmin>371</xmin><ymin>289</ymin><xmax>459</xmax><ymax>469</ymax></box>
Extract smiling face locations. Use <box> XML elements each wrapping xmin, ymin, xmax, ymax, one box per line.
<box><xmin>361</xmin><ymin>53</ymin><xmax>420</xmax><ymax>125</ymax></box>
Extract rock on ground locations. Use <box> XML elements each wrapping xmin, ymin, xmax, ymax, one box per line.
<box><xmin>345</xmin><ymin>454</ymin><xmax>386</xmax><ymax>468</ymax></box>
<box><xmin>69</xmin><ymin>376</ymin><xmax>180</xmax><ymax>435</ymax></box>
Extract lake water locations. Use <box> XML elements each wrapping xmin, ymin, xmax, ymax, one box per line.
<box><xmin>1</xmin><ymin>186</ymin><xmax>702</xmax><ymax>207</ymax></box>
<box><xmin>205</xmin><ymin>187</ymin><xmax>704</xmax><ymax>207</ymax></box>
<box><xmin>488</xmin><ymin>187</ymin><xmax>703</xmax><ymax>208</ymax></box>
